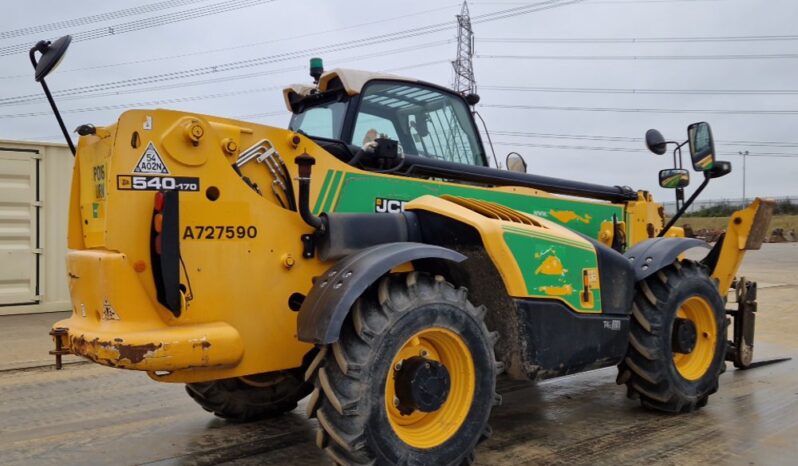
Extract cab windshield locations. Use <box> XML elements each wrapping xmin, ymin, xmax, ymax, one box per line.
<box><xmin>289</xmin><ymin>80</ymin><xmax>485</xmax><ymax>167</ymax></box>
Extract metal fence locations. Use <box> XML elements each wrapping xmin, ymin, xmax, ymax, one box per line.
<box><xmin>661</xmin><ymin>196</ymin><xmax>798</xmax><ymax>216</ymax></box>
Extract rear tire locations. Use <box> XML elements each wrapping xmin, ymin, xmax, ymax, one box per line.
<box><xmin>618</xmin><ymin>260</ymin><xmax>727</xmax><ymax>413</ymax></box>
<box><xmin>306</xmin><ymin>272</ymin><xmax>499</xmax><ymax>465</ymax></box>
<box><xmin>186</xmin><ymin>364</ymin><xmax>313</xmax><ymax>422</ymax></box>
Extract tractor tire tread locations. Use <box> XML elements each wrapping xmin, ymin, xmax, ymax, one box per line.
<box><xmin>306</xmin><ymin>272</ymin><xmax>498</xmax><ymax>466</ymax></box>
<box><xmin>619</xmin><ymin>259</ymin><xmax>727</xmax><ymax>414</ymax></box>
<box><xmin>185</xmin><ymin>370</ymin><xmax>311</xmax><ymax>422</ymax></box>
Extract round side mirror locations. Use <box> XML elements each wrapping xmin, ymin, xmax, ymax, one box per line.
<box><xmin>645</xmin><ymin>129</ymin><xmax>668</xmax><ymax>155</ymax></box>
<box><xmin>505</xmin><ymin>152</ymin><xmax>527</xmax><ymax>173</ymax></box>
<box><xmin>34</xmin><ymin>35</ymin><xmax>72</xmax><ymax>82</ymax></box>
<box><xmin>659</xmin><ymin>168</ymin><xmax>690</xmax><ymax>189</ymax></box>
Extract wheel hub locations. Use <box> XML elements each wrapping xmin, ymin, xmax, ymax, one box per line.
<box><xmin>672</xmin><ymin>317</ymin><xmax>697</xmax><ymax>354</ymax></box>
<box><xmin>394</xmin><ymin>356</ymin><xmax>451</xmax><ymax>415</ymax></box>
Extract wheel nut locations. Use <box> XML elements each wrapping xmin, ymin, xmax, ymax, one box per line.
<box><xmin>394</xmin><ymin>361</ymin><xmax>402</xmax><ymax>371</ymax></box>
<box><xmin>393</xmin><ymin>396</ymin><xmax>400</xmax><ymax>407</ymax></box>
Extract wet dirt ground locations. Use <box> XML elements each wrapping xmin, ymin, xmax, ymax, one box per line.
<box><xmin>1</xmin><ymin>243</ymin><xmax>796</xmax><ymax>466</ymax></box>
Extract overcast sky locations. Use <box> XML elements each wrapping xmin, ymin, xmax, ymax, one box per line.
<box><xmin>1</xmin><ymin>0</ymin><xmax>796</xmax><ymax>202</ymax></box>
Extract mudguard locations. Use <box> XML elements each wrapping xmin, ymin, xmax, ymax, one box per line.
<box><xmin>624</xmin><ymin>237</ymin><xmax>710</xmax><ymax>281</ymax></box>
<box><xmin>296</xmin><ymin>242</ymin><xmax>466</xmax><ymax>345</ymax></box>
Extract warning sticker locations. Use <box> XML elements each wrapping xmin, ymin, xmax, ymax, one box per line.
<box><xmin>133</xmin><ymin>142</ymin><xmax>169</xmax><ymax>174</ymax></box>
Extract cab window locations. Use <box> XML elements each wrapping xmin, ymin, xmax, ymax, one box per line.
<box><xmin>289</xmin><ymin>100</ymin><xmax>347</xmax><ymax>139</ymax></box>
<box><xmin>353</xmin><ymin>112</ymin><xmax>399</xmax><ymax>146</ymax></box>
<box><xmin>355</xmin><ymin>82</ymin><xmax>485</xmax><ymax>166</ymax></box>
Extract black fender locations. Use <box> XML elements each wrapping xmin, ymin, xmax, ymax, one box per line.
<box><xmin>296</xmin><ymin>242</ymin><xmax>466</xmax><ymax>345</ymax></box>
<box><xmin>623</xmin><ymin>237</ymin><xmax>710</xmax><ymax>281</ymax></box>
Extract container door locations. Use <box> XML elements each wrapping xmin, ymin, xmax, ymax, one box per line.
<box><xmin>0</xmin><ymin>148</ymin><xmax>39</xmax><ymax>305</ymax></box>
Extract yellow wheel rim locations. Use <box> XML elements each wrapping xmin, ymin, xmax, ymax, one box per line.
<box><xmin>672</xmin><ymin>296</ymin><xmax>717</xmax><ymax>381</ymax></box>
<box><xmin>385</xmin><ymin>327</ymin><xmax>475</xmax><ymax>449</ymax></box>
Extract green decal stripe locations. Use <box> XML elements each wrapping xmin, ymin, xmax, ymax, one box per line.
<box><xmin>503</xmin><ymin>231</ymin><xmax>602</xmax><ymax>313</ymax></box>
<box><xmin>329</xmin><ymin>172</ymin><xmax>346</xmax><ymax>212</ymax></box>
<box><xmin>321</xmin><ymin>170</ymin><xmax>343</xmax><ymax>213</ymax></box>
<box><xmin>503</xmin><ymin>224</ymin><xmax>588</xmax><ymax>248</ymax></box>
<box><xmin>502</xmin><ymin>225</ymin><xmax>594</xmax><ymax>252</ymax></box>
<box><xmin>313</xmin><ymin>170</ymin><xmax>334</xmax><ymax>215</ymax></box>
<box><xmin>331</xmin><ymin>173</ymin><xmax>623</xmax><ymax>239</ymax></box>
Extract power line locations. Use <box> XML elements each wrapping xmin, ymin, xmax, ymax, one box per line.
<box><xmin>0</xmin><ymin>0</ymin><xmax>581</xmax><ymax>106</ymax></box>
<box><xmin>477</xmin><ymin>0</ymin><xmax>728</xmax><ymax>2</ymax></box>
<box><xmin>0</xmin><ymin>4</ymin><xmax>461</xmax><ymax>80</ymax></box>
<box><xmin>0</xmin><ymin>40</ymin><xmax>452</xmax><ymax>109</ymax></box>
<box><xmin>18</xmin><ymin>59</ymin><xmax>449</xmax><ymax>141</ymax></box>
<box><xmin>473</xmin><ymin>0</ymin><xmax>733</xmax><ymax>5</ymax></box>
<box><xmin>63</xmin><ymin>55</ymin><xmax>446</xmax><ymax>113</ymax></box>
<box><xmin>479</xmin><ymin>34</ymin><xmax>798</xmax><ymax>44</ymax></box>
<box><xmin>8</xmin><ymin>57</ymin><xmax>449</xmax><ymax>129</ymax></box>
<box><xmin>0</xmin><ymin>37</ymin><xmax>453</xmax><ymax>107</ymax></box>
<box><xmin>0</xmin><ymin>88</ymin><xmax>282</xmax><ymax>120</ymax></box>
<box><xmin>3</xmin><ymin>1</ymin><xmax>572</xmax><ymax>79</ymax></box>
<box><xmin>480</xmin><ymin>85</ymin><xmax>798</xmax><ymax>96</ymax></box>
<box><xmin>0</xmin><ymin>0</ymin><xmax>275</xmax><ymax>57</ymax></box>
<box><xmin>0</xmin><ymin>0</ymin><xmax>208</xmax><ymax>40</ymax></box>
<box><xmin>488</xmin><ymin>130</ymin><xmax>798</xmax><ymax>148</ymax></box>
<box><xmin>481</xmin><ymin>103</ymin><xmax>798</xmax><ymax>115</ymax></box>
<box><xmin>478</xmin><ymin>53</ymin><xmax>798</xmax><ymax>60</ymax></box>
<box><xmin>493</xmin><ymin>140</ymin><xmax>798</xmax><ymax>157</ymax></box>
<box><xmin>469</xmin><ymin>0</ymin><xmax>587</xmax><ymax>25</ymax></box>
<box><xmin>1</xmin><ymin>27</ymin><xmax>460</xmax><ymax>105</ymax></box>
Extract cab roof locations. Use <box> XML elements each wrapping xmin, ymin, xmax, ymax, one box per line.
<box><xmin>282</xmin><ymin>68</ymin><xmax>424</xmax><ymax>112</ymax></box>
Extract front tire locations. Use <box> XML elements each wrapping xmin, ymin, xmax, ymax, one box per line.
<box><xmin>306</xmin><ymin>272</ymin><xmax>499</xmax><ymax>465</ymax></box>
<box><xmin>618</xmin><ymin>260</ymin><xmax>727</xmax><ymax>413</ymax></box>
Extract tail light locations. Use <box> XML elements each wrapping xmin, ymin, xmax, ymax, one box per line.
<box><xmin>151</xmin><ymin>190</ymin><xmax>181</xmax><ymax>316</ymax></box>
<box><xmin>153</xmin><ymin>192</ymin><xmax>164</xmax><ymax>255</ymax></box>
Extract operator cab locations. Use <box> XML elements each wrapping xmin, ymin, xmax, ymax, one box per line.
<box><xmin>283</xmin><ymin>63</ymin><xmax>637</xmax><ymax>204</ymax></box>
<box><xmin>284</xmin><ymin>68</ymin><xmax>488</xmax><ymax>168</ymax></box>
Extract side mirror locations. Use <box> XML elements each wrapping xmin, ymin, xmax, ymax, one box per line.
<box><xmin>659</xmin><ymin>168</ymin><xmax>690</xmax><ymax>189</ymax></box>
<box><xmin>33</xmin><ymin>35</ymin><xmax>72</xmax><ymax>82</ymax></box>
<box><xmin>506</xmin><ymin>152</ymin><xmax>527</xmax><ymax>173</ymax></box>
<box><xmin>645</xmin><ymin>129</ymin><xmax>667</xmax><ymax>155</ymax></box>
<box><xmin>708</xmin><ymin>160</ymin><xmax>732</xmax><ymax>179</ymax></box>
<box><xmin>687</xmin><ymin>122</ymin><xmax>716</xmax><ymax>171</ymax></box>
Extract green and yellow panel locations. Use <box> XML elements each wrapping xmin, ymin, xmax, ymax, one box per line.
<box><xmin>502</xmin><ymin>225</ymin><xmax>602</xmax><ymax>314</ymax></box>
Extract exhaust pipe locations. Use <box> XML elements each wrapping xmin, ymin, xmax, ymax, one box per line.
<box><xmin>294</xmin><ymin>153</ymin><xmax>326</xmax><ymax>233</ymax></box>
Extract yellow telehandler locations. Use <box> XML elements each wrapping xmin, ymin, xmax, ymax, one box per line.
<box><xmin>30</xmin><ymin>36</ymin><xmax>772</xmax><ymax>465</ymax></box>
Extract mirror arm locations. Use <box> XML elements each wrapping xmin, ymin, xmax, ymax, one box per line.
<box><xmin>474</xmin><ymin>110</ymin><xmax>499</xmax><ymax>168</ymax></box>
<box><xmin>675</xmin><ymin>186</ymin><xmax>685</xmax><ymax>210</ymax></box>
<box><xmin>659</xmin><ymin>171</ymin><xmax>710</xmax><ymax>237</ymax></box>
<box><xmin>29</xmin><ymin>47</ymin><xmax>75</xmax><ymax>156</ymax></box>
<box><xmin>671</xmin><ymin>140</ymin><xmax>687</xmax><ymax>169</ymax></box>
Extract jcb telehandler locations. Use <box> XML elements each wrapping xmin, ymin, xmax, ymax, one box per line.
<box><xmin>33</xmin><ymin>36</ymin><xmax>773</xmax><ymax>465</ymax></box>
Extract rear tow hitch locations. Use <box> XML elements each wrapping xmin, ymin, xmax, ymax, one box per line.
<box><xmin>49</xmin><ymin>327</ymin><xmax>69</xmax><ymax>370</ymax></box>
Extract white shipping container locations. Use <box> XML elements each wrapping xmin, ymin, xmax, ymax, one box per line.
<box><xmin>0</xmin><ymin>140</ymin><xmax>72</xmax><ymax>315</ymax></box>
